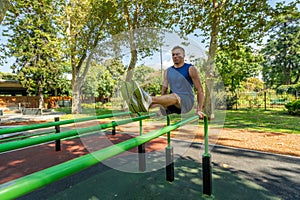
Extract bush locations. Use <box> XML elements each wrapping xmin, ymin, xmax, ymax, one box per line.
<box><xmin>226</xmin><ymin>95</ymin><xmax>238</xmax><ymax>110</ymax></box>
<box><xmin>277</xmin><ymin>84</ymin><xmax>300</xmax><ymax>96</ymax></box>
<box><xmin>285</xmin><ymin>100</ymin><xmax>300</xmax><ymax>116</ymax></box>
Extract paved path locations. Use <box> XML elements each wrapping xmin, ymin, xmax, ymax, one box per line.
<box><xmin>15</xmin><ymin>140</ymin><xmax>300</xmax><ymax>200</ymax></box>
<box><xmin>185</xmin><ymin>143</ymin><xmax>300</xmax><ymax>200</ymax></box>
<box><xmin>0</xmin><ymin>111</ymin><xmax>65</xmax><ymax>123</ymax></box>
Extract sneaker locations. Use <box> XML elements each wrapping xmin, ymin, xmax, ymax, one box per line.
<box><xmin>128</xmin><ymin>95</ymin><xmax>140</xmax><ymax>113</ymax></box>
<box><xmin>120</xmin><ymin>81</ymin><xmax>139</xmax><ymax>113</ymax></box>
<box><xmin>130</xmin><ymin>81</ymin><xmax>152</xmax><ymax>112</ymax></box>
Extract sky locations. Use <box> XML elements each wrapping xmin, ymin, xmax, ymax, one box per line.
<box><xmin>0</xmin><ymin>0</ymin><xmax>298</xmax><ymax>74</ymax></box>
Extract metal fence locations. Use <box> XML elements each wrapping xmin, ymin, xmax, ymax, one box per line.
<box><xmin>232</xmin><ymin>91</ymin><xmax>297</xmax><ymax>110</ymax></box>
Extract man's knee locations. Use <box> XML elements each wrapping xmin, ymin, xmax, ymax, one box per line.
<box><xmin>171</xmin><ymin>93</ymin><xmax>181</xmax><ymax>106</ymax></box>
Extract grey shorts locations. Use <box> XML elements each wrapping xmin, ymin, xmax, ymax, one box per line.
<box><xmin>167</xmin><ymin>93</ymin><xmax>194</xmax><ymax>114</ymax></box>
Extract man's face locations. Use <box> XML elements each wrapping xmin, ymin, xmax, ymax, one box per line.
<box><xmin>172</xmin><ymin>48</ymin><xmax>184</xmax><ymax>65</ymax></box>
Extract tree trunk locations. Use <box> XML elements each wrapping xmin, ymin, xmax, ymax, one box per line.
<box><xmin>203</xmin><ymin>1</ymin><xmax>220</xmax><ymax>120</ymax></box>
<box><xmin>125</xmin><ymin>49</ymin><xmax>137</xmax><ymax>81</ymax></box>
<box><xmin>0</xmin><ymin>0</ymin><xmax>8</xmax><ymax>24</ymax></box>
<box><xmin>38</xmin><ymin>78</ymin><xmax>44</xmax><ymax>110</ymax></box>
<box><xmin>38</xmin><ymin>91</ymin><xmax>44</xmax><ymax>110</ymax></box>
<box><xmin>125</xmin><ymin>31</ymin><xmax>138</xmax><ymax>82</ymax></box>
<box><xmin>72</xmin><ymin>80</ymin><xmax>82</xmax><ymax>114</ymax></box>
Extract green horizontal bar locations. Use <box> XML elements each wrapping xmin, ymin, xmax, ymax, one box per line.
<box><xmin>0</xmin><ymin>113</ymin><xmax>156</xmax><ymax>153</ymax></box>
<box><xmin>0</xmin><ymin>115</ymin><xmax>199</xmax><ymax>199</ymax></box>
<box><xmin>0</xmin><ymin>131</ymin><xmax>55</xmax><ymax>143</ymax></box>
<box><xmin>0</xmin><ymin>112</ymin><xmax>131</xmax><ymax>136</ymax></box>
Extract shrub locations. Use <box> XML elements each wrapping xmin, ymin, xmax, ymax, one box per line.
<box><xmin>277</xmin><ymin>84</ymin><xmax>300</xmax><ymax>96</ymax></box>
<box><xmin>226</xmin><ymin>95</ymin><xmax>238</xmax><ymax>110</ymax></box>
<box><xmin>285</xmin><ymin>100</ymin><xmax>300</xmax><ymax>116</ymax></box>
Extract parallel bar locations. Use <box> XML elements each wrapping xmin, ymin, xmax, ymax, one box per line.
<box><xmin>202</xmin><ymin>115</ymin><xmax>213</xmax><ymax>197</ymax></box>
<box><xmin>0</xmin><ymin>113</ymin><xmax>156</xmax><ymax>153</ymax></box>
<box><xmin>0</xmin><ymin>115</ymin><xmax>199</xmax><ymax>199</ymax></box>
<box><xmin>0</xmin><ymin>112</ymin><xmax>131</xmax><ymax>136</ymax></box>
<box><xmin>0</xmin><ymin>131</ymin><xmax>55</xmax><ymax>142</ymax></box>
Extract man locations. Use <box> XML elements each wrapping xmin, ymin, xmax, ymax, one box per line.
<box><xmin>121</xmin><ymin>46</ymin><xmax>204</xmax><ymax>118</ymax></box>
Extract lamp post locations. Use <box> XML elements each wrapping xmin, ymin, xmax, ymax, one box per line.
<box><xmin>160</xmin><ymin>45</ymin><xmax>163</xmax><ymax>81</ymax></box>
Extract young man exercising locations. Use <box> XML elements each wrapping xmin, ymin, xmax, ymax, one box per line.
<box><xmin>121</xmin><ymin>46</ymin><xmax>204</xmax><ymax>118</ymax></box>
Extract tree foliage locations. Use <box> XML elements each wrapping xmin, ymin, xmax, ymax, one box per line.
<box><xmin>261</xmin><ymin>3</ymin><xmax>300</xmax><ymax>88</ymax></box>
<box><xmin>57</xmin><ymin>0</ymin><xmax>120</xmax><ymax>113</ymax></box>
<box><xmin>173</xmin><ymin>0</ymin><xmax>272</xmax><ymax>117</ymax></box>
<box><xmin>0</xmin><ymin>72</ymin><xmax>18</xmax><ymax>80</ymax></box>
<box><xmin>1</xmin><ymin>0</ymin><xmax>66</xmax><ymax>108</ymax></box>
<box><xmin>2</xmin><ymin>0</ymin><xmax>298</xmax><ymax>115</ymax></box>
<box><xmin>81</xmin><ymin>59</ymin><xmax>125</xmax><ymax>102</ymax></box>
<box><xmin>215</xmin><ymin>44</ymin><xmax>263</xmax><ymax>95</ymax></box>
<box><xmin>241</xmin><ymin>78</ymin><xmax>264</xmax><ymax>92</ymax></box>
<box><xmin>97</xmin><ymin>59</ymin><xmax>125</xmax><ymax>100</ymax></box>
<box><xmin>108</xmin><ymin>1</ymin><xmax>173</xmax><ymax>81</ymax></box>
<box><xmin>133</xmin><ymin>65</ymin><xmax>161</xmax><ymax>96</ymax></box>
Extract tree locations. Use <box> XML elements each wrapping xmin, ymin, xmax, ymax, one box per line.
<box><xmin>81</xmin><ymin>59</ymin><xmax>125</xmax><ymax>103</ymax></box>
<box><xmin>1</xmin><ymin>0</ymin><xmax>65</xmax><ymax>109</ymax></box>
<box><xmin>261</xmin><ymin>3</ymin><xmax>300</xmax><ymax>88</ymax></box>
<box><xmin>97</xmin><ymin>59</ymin><xmax>125</xmax><ymax>102</ymax></box>
<box><xmin>81</xmin><ymin>63</ymin><xmax>102</xmax><ymax>100</ymax></box>
<box><xmin>109</xmin><ymin>1</ymin><xmax>173</xmax><ymax>81</ymax></box>
<box><xmin>241</xmin><ymin>77</ymin><xmax>264</xmax><ymax>92</ymax></box>
<box><xmin>174</xmin><ymin>0</ymin><xmax>272</xmax><ymax>117</ymax></box>
<box><xmin>59</xmin><ymin>0</ymin><xmax>119</xmax><ymax>114</ymax></box>
<box><xmin>133</xmin><ymin>65</ymin><xmax>161</xmax><ymax>95</ymax></box>
<box><xmin>0</xmin><ymin>72</ymin><xmax>18</xmax><ymax>80</ymax></box>
<box><xmin>215</xmin><ymin>44</ymin><xmax>263</xmax><ymax>96</ymax></box>
<box><xmin>0</xmin><ymin>0</ymin><xmax>8</xmax><ymax>24</ymax></box>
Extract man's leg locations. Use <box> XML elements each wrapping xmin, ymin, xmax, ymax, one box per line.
<box><xmin>121</xmin><ymin>80</ymin><xmax>181</xmax><ymax>113</ymax></box>
<box><xmin>150</xmin><ymin>93</ymin><xmax>180</xmax><ymax>109</ymax></box>
<box><xmin>131</xmin><ymin>81</ymin><xmax>152</xmax><ymax>112</ymax></box>
<box><xmin>121</xmin><ymin>81</ymin><xmax>152</xmax><ymax>112</ymax></box>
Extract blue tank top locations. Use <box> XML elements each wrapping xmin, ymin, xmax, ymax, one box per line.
<box><xmin>167</xmin><ymin>63</ymin><xmax>193</xmax><ymax>95</ymax></box>
<box><xmin>167</xmin><ymin>63</ymin><xmax>194</xmax><ymax>113</ymax></box>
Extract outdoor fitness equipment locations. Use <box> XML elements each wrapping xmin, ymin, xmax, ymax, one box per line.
<box><xmin>0</xmin><ymin>112</ymin><xmax>213</xmax><ymax>199</ymax></box>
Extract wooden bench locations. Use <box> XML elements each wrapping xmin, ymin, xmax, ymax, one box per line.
<box><xmin>22</xmin><ymin>108</ymin><xmax>42</xmax><ymax>115</ymax></box>
<box><xmin>270</xmin><ymin>99</ymin><xmax>287</xmax><ymax>105</ymax></box>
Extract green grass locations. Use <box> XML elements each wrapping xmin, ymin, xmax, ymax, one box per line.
<box><xmin>55</xmin><ymin>106</ymin><xmax>299</xmax><ymax>134</ymax></box>
<box><xmin>224</xmin><ymin>109</ymin><xmax>300</xmax><ymax>134</ymax></box>
<box><xmin>54</xmin><ymin>106</ymin><xmax>114</xmax><ymax>120</ymax></box>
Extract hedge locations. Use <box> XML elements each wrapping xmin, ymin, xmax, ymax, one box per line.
<box><xmin>285</xmin><ymin>100</ymin><xmax>300</xmax><ymax>116</ymax></box>
<box><xmin>277</xmin><ymin>84</ymin><xmax>300</xmax><ymax>95</ymax></box>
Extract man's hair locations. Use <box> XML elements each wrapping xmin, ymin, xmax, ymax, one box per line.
<box><xmin>172</xmin><ymin>46</ymin><xmax>185</xmax><ymax>56</ymax></box>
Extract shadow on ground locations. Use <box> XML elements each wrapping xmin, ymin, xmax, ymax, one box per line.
<box><xmin>18</xmin><ymin>156</ymin><xmax>280</xmax><ymax>200</ymax></box>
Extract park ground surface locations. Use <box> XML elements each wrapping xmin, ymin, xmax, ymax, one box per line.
<box><xmin>1</xmin><ymin>113</ymin><xmax>298</xmax><ymax>157</ymax></box>
<box><xmin>0</xmin><ymin>112</ymin><xmax>299</xmax><ymax>199</ymax></box>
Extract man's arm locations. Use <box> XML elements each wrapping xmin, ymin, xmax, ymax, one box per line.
<box><xmin>161</xmin><ymin>69</ymin><xmax>168</xmax><ymax>95</ymax></box>
<box><xmin>189</xmin><ymin>66</ymin><xmax>204</xmax><ymax>117</ymax></box>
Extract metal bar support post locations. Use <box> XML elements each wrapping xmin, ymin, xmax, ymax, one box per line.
<box><xmin>166</xmin><ymin>115</ymin><xmax>174</xmax><ymax>182</ymax></box>
<box><xmin>54</xmin><ymin>117</ymin><xmax>61</xmax><ymax>151</ymax></box>
<box><xmin>112</xmin><ymin>121</ymin><xmax>116</xmax><ymax>135</ymax></box>
<box><xmin>202</xmin><ymin>115</ymin><xmax>213</xmax><ymax>198</ymax></box>
<box><xmin>138</xmin><ymin>113</ymin><xmax>146</xmax><ymax>171</ymax></box>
